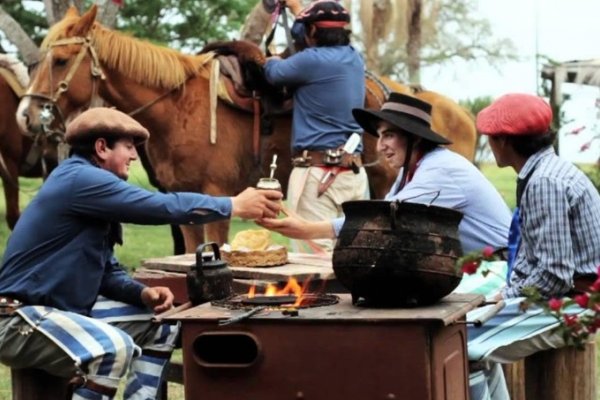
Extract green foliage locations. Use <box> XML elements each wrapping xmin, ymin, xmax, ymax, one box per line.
<box><xmin>1</xmin><ymin>0</ymin><xmax>255</xmax><ymax>55</ymax></box>
<box><xmin>460</xmin><ymin>96</ymin><xmax>495</xmax><ymax>167</ymax></box>
<box><xmin>116</xmin><ymin>0</ymin><xmax>255</xmax><ymax>50</ymax></box>
<box><xmin>521</xmin><ymin>284</ymin><xmax>600</xmax><ymax>350</ymax></box>
<box><xmin>460</xmin><ymin>96</ymin><xmax>493</xmax><ymax>116</ymax></box>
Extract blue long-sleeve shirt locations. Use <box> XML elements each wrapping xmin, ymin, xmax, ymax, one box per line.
<box><xmin>0</xmin><ymin>155</ymin><xmax>232</xmax><ymax>315</ymax></box>
<box><xmin>264</xmin><ymin>46</ymin><xmax>365</xmax><ymax>152</ymax></box>
<box><xmin>332</xmin><ymin>148</ymin><xmax>512</xmax><ymax>253</ymax></box>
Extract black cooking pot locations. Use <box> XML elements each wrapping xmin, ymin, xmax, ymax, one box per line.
<box><xmin>332</xmin><ymin>200</ymin><xmax>463</xmax><ymax>307</ymax></box>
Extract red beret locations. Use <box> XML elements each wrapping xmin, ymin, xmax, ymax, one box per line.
<box><xmin>476</xmin><ymin>93</ymin><xmax>552</xmax><ymax>136</ymax></box>
<box><xmin>66</xmin><ymin>107</ymin><xmax>150</xmax><ymax>145</ymax></box>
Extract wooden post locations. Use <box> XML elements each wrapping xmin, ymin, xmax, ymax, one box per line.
<box><xmin>524</xmin><ymin>341</ymin><xmax>597</xmax><ymax>400</ymax></box>
<box><xmin>11</xmin><ymin>368</ymin><xmax>70</xmax><ymax>400</ymax></box>
<box><xmin>502</xmin><ymin>360</ymin><xmax>526</xmax><ymax>400</ymax></box>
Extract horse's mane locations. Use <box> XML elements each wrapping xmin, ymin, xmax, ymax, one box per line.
<box><xmin>0</xmin><ymin>54</ymin><xmax>29</xmax><ymax>88</ymax></box>
<box><xmin>42</xmin><ymin>16</ymin><xmax>214</xmax><ymax>89</ymax></box>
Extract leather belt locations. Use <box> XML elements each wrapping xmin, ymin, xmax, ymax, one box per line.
<box><xmin>292</xmin><ymin>150</ymin><xmax>362</xmax><ymax>171</ymax></box>
<box><xmin>69</xmin><ymin>376</ymin><xmax>118</xmax><ymax>397</ymax></box>
<box><xmin>0</xmin><ymin>296</ymin><xmax>23</xmax><ymax>316</ymax></box>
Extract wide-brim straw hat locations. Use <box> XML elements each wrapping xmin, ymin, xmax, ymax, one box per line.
<box><xmin>352</xmin><ymin>92</ymin><xmax>451</xmax><ymax>145</ymax></box>
<box><xmin>66</xmin><ymin>107</ymin><xmax>150</xmax><ymax>145</ymax></box>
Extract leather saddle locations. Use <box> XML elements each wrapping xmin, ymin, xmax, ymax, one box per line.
<box><xmin>200</xmin><ymin>40</ymin><xmax>293</xmax><ymax>124</ymax></box>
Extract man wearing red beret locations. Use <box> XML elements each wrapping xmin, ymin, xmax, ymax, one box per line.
<box><xmin>466</xmin><ymin>93</ymin><xmax>600</xmax><ymax>399</ymax></box>
<box><xmin>477</xmin><ymin>93</ymin><xmax>600</xmax><ymax>300</ymax></box>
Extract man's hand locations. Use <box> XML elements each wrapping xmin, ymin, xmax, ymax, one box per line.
<box><xmin>141</xmin><ymin>286</ymin><xmax>174</xmax><ymax>314</ymax></box>
<box><xmin>231</xmin><ymin>187</ymin><xmax>283</xmax><ymax>219</ymax></box>
<box><xmin>257</xmin><ymin>206</ymin><xmax>335</xmax><ymax>239</ymax></box>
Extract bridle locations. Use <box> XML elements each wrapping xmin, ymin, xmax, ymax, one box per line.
<box><xmin>23</xmin><ymin>35</ymin><xmax>106</xmax><ymax>160</ymax></box>
<box><xmin>24</xmin><ymin>33</ymin><xmax>184</xmax><ymax>150</ymax></box>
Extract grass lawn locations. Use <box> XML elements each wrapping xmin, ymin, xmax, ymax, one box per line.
<box><xmin>0</xmin><ymin>161</ymin><xmax>597</xmax><ymax>399</ymax></box>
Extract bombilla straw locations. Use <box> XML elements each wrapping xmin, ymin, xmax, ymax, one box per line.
<box><xmin>269</xmin><ymin>154</ymin><xmax>278</xmax><ymax>179</ymax></box>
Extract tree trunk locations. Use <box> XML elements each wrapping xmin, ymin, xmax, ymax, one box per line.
<box><xmin>43</xmin><ymin>0</ymin><xmax>71</xmax><ymax>26</ymax></box>
<box><xmin>240</xmin><ymin>1</ymin><xmax>271</xmax><ymax>45</ymax></box>
<box><xmin>0</xmin><ymin>6</ymin><xmax>39</xmax><ymax>65</ymax></box>
<box><xmin>406</xmin><ymin>0</ymin><xmax>422</xmax><ymax>84</ymax></box>
<box><xmin>96</xmin><ymin>0</ymin><xmax>120</xmax><ymax>28</ymax></box>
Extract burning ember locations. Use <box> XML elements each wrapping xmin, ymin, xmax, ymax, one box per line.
<box><xmin>212</xmin><ymin>276</ymin><xmax>339</xmax><ymax>310</ymax></box>
<box><xmin>246</xmin><ymin>277</ymin><xmax>309</xmax><ymax>307</ymax></box>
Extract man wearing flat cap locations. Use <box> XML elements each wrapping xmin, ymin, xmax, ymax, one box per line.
<box><xmin>0</xmin><ymin>108</ymin><xmax>282</xmax><ymax>400</ymax></box>
<box><xmin>464</xmin><ymin>93</ymin><xmax>600</xmax><ymax>399</ymax></box>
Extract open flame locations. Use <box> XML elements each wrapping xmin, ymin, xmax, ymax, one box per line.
<box><xmin>247</xmin><ymin>276</ymin><xmax>312</xmax><ymax>307</ymax></box>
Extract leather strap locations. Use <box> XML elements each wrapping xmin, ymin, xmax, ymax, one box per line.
<box><xmin>317</xmin><ymin>166</ymin><xmax>341</xmax><ymax>197</ymax></box>
<box><xmin>252</xmin><ymin>95</ymin><xmax>261</xmax><ymax>164</ymax></box>
<box><xmin>292</xmin><ymin>150</ymin><xmax>362</xmax><ymax>169</ymax></box>
<box><xmin>0</xmin><ymin>296</ymin><xmax>23</xmax><ymax>315</ymax></box>
<box><xmin>69</xmin><ymin>376</ymin><xmax>118</xmax><ymax>397</ymax></box>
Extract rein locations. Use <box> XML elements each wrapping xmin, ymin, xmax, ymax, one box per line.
<box><xmin>24</xmin><ymin>34</ymin><xmax>181</xmax><ymax>156</ymax></box>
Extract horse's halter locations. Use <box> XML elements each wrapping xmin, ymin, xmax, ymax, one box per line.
<box><xmin>24</xmin><ymin>35</ymin><xmax>105</xmax><ymax>156</ymax></box>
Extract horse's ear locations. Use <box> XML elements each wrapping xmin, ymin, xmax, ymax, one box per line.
<box><xmin>64</xmin><ymin>6</ymin><xmax>80</xmax><ymax>18</ymax></box>
<box><xmin>70</xmin><ymin>4</ymin><xmax>97</xmax><ymax>37</ymax></box>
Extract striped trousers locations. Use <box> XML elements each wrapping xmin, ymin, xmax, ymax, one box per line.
<box><xmin>0</xmin><ymin>297</ymin><xmax>179</xmax><ymax>400</ymax></box>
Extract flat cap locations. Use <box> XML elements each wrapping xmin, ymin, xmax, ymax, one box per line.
<box><xmin>65</xmin><ymin>107</ymin><xmax>150</xmax><ymax>145</ymax></box>
<box><xmin>476</xmin><ymin>93</ymin><xmax>552</xmax><ymax>136</ymax></box>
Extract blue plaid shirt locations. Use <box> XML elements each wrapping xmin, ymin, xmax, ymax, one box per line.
<box><xmin>503</xmin><ymin>147</ymin><xmax>600</xmax><ymax>298</ymax></box>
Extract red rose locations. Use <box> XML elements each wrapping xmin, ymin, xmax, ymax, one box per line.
<box><xmin>482</xmin><ymin>246</ymin><xmax>494</xmax><ymax>258</ymax></box>
<box><xmin>574</xmin><ymin>293</ymin><xmax>590</xmax><ymax>308</ymax></box>
<box><xmin>461</xmin><ymin>260</ymin><xmax>479</xmax><ymax>275</ymax></box>
<box><xmin>563</xmin><ymin>314</ymin><xmax>579</xmax><ymax>327</ymax></box>
<box><xmin>589</xmin><ymin>318</ymin><xmax>600</xmax><ymax>334</ymax></box>
<box><xmin>548</xmin><ymin>298</ymin><xmax>563</xmax><ymax>311</ymax></box>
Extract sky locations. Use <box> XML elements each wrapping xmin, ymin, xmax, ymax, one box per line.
<box><xmin>420</xmin><ymin>0</ymin><xmax>600</xmax><ymax>163</ymax></box>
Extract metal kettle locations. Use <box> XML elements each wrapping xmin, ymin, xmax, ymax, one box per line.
<box><xmin>186</xmin><ymin>242</ymin><xmax>234</xmax><ymax>305</ymax></box>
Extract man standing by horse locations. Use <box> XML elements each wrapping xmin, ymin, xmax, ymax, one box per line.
<box><xmin>264</xmin><ymin>0</ymin><xmax>369</xmax><ymax>252</ymax></box>
<box><xmin>0</xmin><ymin>108</ymin><xmax>282</xmax><ymax>400</ymax></box>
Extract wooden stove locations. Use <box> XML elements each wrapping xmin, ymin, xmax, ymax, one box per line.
<box><xmin>167</xmin><ymin>293</ymin><xmax>484</xmax><ymax>400</ymax></box>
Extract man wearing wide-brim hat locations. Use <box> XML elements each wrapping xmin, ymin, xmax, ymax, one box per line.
<box><xmin>259</xmin><ymin>93</ymin><xmax>514</xmax><ymax>398</ymax></box>
<box><xmin>0</xmin><ymin>107</ymin><xmax>283</xmax><ymax>400</ymax></box>
<box><xmin>260</xmin><ymin>92</ymin><xmax>511</xmax><ymax>254</ymax></box>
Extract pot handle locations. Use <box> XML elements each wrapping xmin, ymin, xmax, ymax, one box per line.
<box><xmin>195</xmin><ymin>242</ymin><xmax>222</xmax><ymax>269</ymax></box>
<box><xmin>400</xmin><ymin>190</ymin><xmax>441</xmax><ymax>205</ymax></box>
<box><xmin>390</xmin><ymin>200</ymin><xmax>399</xmax><ymax>230</ymax></box>
<box><xmin>390</xmin><ymin>191</ymin><xmax>441</xmax><ymax>229</ymax></box>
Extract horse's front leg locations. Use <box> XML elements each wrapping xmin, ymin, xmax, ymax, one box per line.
<box><xmin>203</xmin><ymin>220</ymin><xmax>230</xmax><ymax>247</ymax></box>
<box><xmin>1</xmin><ymin>158</ymin><xmax>20</xmax><ymax>229</ymax></box>
<box><xmin>180</xmin><ymin>225</ymin><xmax>206</xmax><ymax>253</ymax></box>
<box><xmin>179</xmin><ymin>221</ymin><xmax>229</xmax><ymax>253</ymax></box>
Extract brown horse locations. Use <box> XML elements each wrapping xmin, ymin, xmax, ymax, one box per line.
<box><xmin>17</xmin><ymin>5</ymin><xmax>475</xmax><ymax>251</ymax></box>
<box><xmin>0</xmin><ymin>55</ymin><xmax>58</xmax><ymax>229</ymax></box>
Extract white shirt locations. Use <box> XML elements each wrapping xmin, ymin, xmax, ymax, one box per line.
<box><xmin>332</xmin><ymin>148</ymin><xmax>511</xmax><ymax>253</ymax></box>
